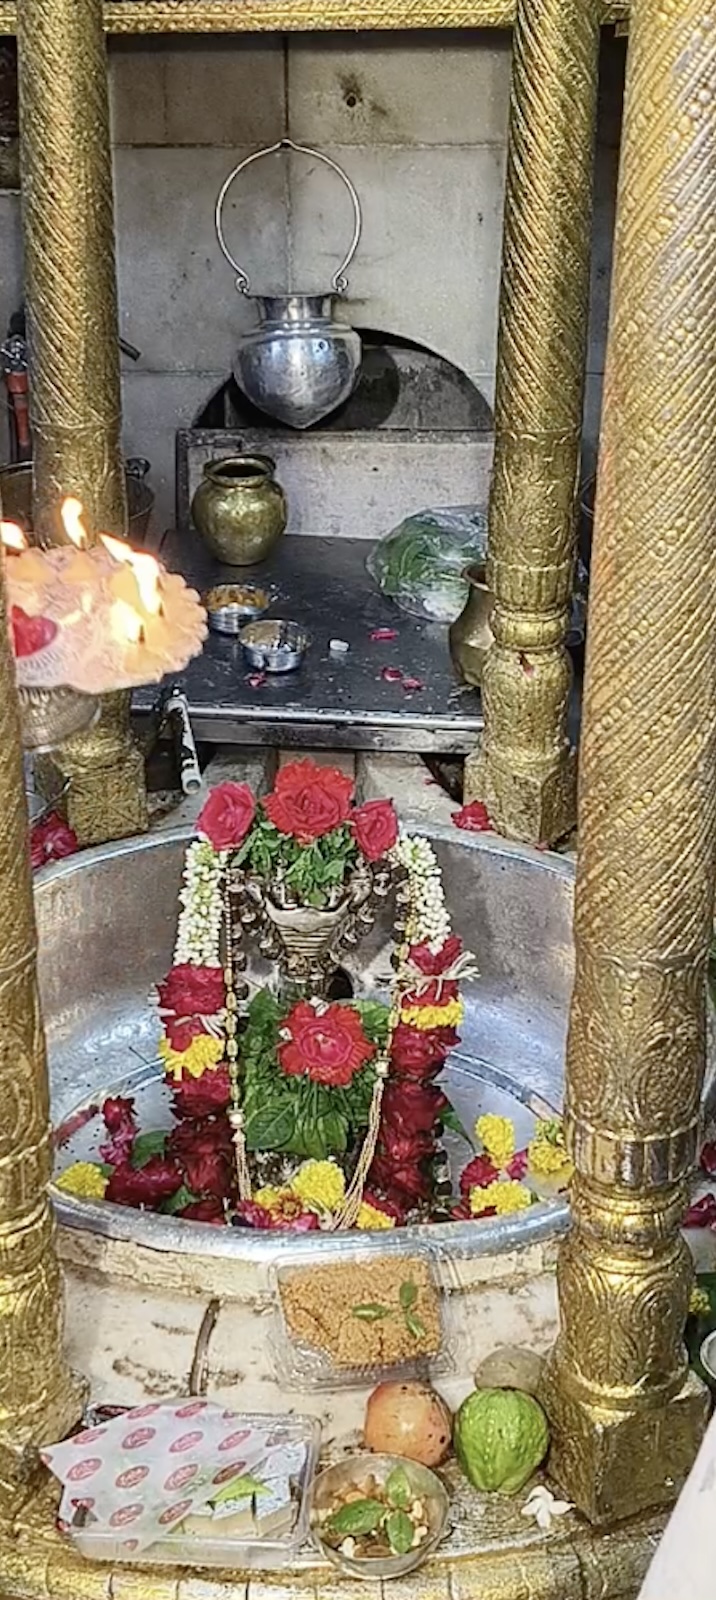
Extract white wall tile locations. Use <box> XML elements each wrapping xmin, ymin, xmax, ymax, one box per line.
<box><xmin>109</xmin><ymin>35</ymin><xmax>286</xmax><ymax>148</ymax></box>
<box><xmin>121</xmin><ymin>368</ymin><xmax>224</xmax><ymax>530</ymax></box>
<box><xmin>287</xmin><ymin>31</ymin><xmax>512</xmax><ymax>148</ymax></box>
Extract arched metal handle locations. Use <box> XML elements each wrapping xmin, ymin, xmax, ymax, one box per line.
<box><xmin>214</xmin><ymin>137</ymin><xmax>362</xmax><ymax>297</ymax></box>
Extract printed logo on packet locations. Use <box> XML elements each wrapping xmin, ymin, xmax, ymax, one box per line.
<box><xmin>175</xmin><ymin>1401</ymin><xmax>208</xmax><ymax>1419</ymax></box>
<box><xmin>169</xmin><ymin>1430</ymin><xmax>204</xmax><ymax>1454</ymax></box>
<box><xmin>122</xmin><ymin>1427</ymin><xmax>157</xmax><ymax>1450</ymax></box>
<box><xmin>213</xmin><ymin>1460</ymin><xmax>247</xmax><ymax>1486</ymax></box>
<box><xmin>70</xmin><ymin>1427</ymin><xmax>107</xmax><ymax>1447</ymax></box>
<box><xmin>115</xmin><ymin>1465</ymin><xmax>150</xmax><ymax>1490</ymax></box>
<box><xmin>109</xmin><ymin>1503</ymin><xmax>144</xmax><ymax>1529</ymax></box>
<box><xmin>126</xmin><ymin>1404</ymin><xmax>160</xmax><ymax>1421</ymax></box>
<box><xmin>66</xmin><ymin>1458</ymin><xmax>103</xmax><ymax>1484</ymax></box>
<box><xmin>164</xmin><ymin>1463</ymin><xmax>199</xmax><ymax>1493</ymax></box>
<box><xmin>218</xmin><ymin>1431</ymin><xmax>252</xmax><ymax>1452</ymax></box>
<box><xmin>158</xmin><ymin>1499</ymin><xmax>193</xmax><ymax>1525</ymax></box>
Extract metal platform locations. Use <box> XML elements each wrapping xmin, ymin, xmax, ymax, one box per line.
<box><xmin>134</xmin><ymin>533</ymin><xmax>484</xmax><ymax>753</ymax></box>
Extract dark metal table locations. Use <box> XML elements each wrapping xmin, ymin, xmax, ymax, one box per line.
<box><xmin>134</xmin><ymin>533</ymin><xmax>483</xmax><ymax>753</ymax></box>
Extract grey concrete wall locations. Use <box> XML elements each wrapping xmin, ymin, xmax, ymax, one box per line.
<box><xmin>0</xmin><ymin>31</ymin><xmax>624</xmax><ymax>531</ymax></box>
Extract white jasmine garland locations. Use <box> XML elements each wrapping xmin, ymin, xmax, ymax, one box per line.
<box><xmin>390</xmin><ymin>831</ymin><xmax>451</xmax><ymax>952</ymax></box>
<box><xmin>174</xmin><ymin>839</ymin><xmax>225</xmax><ymax>967</ymax></box>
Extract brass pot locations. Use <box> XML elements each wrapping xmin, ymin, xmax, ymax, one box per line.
<box><xmin>449</xmin><ymin>562</ymin><xmax>493</xmax><ymax>686</ymax></box>
<box><xmin>191</xmin><ymin>454</ymin><xmax>287</xmax><ymax>566</ymax></box>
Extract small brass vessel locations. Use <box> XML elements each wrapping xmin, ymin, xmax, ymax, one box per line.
<box><xmin>191</xmin><ymin>454</ymin><xmax>287</xmax><ymax>566</ymax></box>
<box><xmin>449</xmin><ymin>562</ymin><xmax>493</xmax><ymax>686</ymax></box>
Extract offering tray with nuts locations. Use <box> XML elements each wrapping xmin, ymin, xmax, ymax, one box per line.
<box><xmin>312</xmin><ymin>1453</ymin><xmax>449</xmax><ymax>1579</ymax></box>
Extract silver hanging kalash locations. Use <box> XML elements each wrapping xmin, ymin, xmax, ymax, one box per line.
<box><xmin>215</xmin><ymin>138</ymin><xmax>363</xmax><ymax>430</ymax></box>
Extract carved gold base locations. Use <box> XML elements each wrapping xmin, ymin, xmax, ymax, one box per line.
<box><xmin>541</xmin><ymin>1357</ymin><xmax>709</xmax><ymax>1528</ymax></box>
<box><xmin>464</xmin><ymin>738</ymin><xmax>577</xmax><ymax>846</ymax></box>
<box><xmin>38</xmin><ymin>692</ymin><xmax>147</xmax><ymax>848</ymax></box>
<box><xmin>2</xmin><ymin>1474</ymin><xmax>666</xmax><ymax>1600</ymax></box>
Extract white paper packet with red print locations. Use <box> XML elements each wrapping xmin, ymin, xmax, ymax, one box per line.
<box><xmin>42</xmin><ymin>1399</ymin><xmax>296</xmax><ymax>1555</ymax></box>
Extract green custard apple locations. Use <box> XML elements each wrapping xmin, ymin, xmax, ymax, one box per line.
<box><xmin>454</xmin><ymin>1387</ymin><xmax>549</xmax><ymax>1494</ymax></box>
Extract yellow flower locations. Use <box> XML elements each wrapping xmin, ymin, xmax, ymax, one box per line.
<box><xmin>253</xmin><ymin>1185</ymin><xmax>287</xmax><ymax>1212</ymax></box>
<box><xmin>158</xmin><ymin>1033</ymin><xmax>224</xmax><ymax>1081</ymax></box>
<box><xmin>690</xmin><ymin>1286</ymin><xmax>711</xmax><ymax>1318</ymax></box>
<box><xmin>291</xmin><ymin>1160</ymin><xmax>346</xmax><ymax>1214</ymax></box>
<box><xmin>401</xmin><ymin>1000</ymin><xmax>464</xmax><ymax>1031</ymax></box>
<box><xmin>356</xmin><ymin>1201</ymin><xmax>396</xmax><ymax>1230</ymax></box>
<box><xmin>55</xmin><ymin>1162</ymin><xmax>108</xmax><ymax>1201</ymax></box>
<box><xmin>476</xmin><ymin>1113</ymin><xmax>515</xmax><ymax>1171</ymax></box>
<box><xmin>528</xmin><ymin>1140</ymin><xmax>573</xmax><ymax>1182</ymax></box>
<box><xmin>471</xmin><ymin>1179</ymin><xmax>532</xmax><ymax>1217</ymax></box>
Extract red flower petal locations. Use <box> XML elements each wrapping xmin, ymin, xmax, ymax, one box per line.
<box><xmin>350</xmin><ymin>799</ymin><xmax>398</xmax><ymax>862</ymax></box>
<box><xmin>11</xmin><ymin>605</ymin><xmax>58</xmax><ymax>657</ymax></box>
<box><xmin>278</xmin><ymin>1000</ymin><xmax>375</xmax><ymax>1087</ymax></box>
<box><xmin>452</xmin><ymin>801</ymin><xmax>493</xmax><ymax>832</ymax></box>
<box><xmin>381</xmin><ymin>667</ymin><xmax>403</xmax><ymax>683</ymax></box>
<box><xmin>196</xmin><ymin>782</ymin><xmax>256</xmax><ymax>850</ymax></box>
<box><xmin>370</xmin><ymin>628</ymin><xmax>398</xmax><ymax>642</ymax></box>
<box><xmin>684</xmin><ymin>1193</ymin><xmax>716</xmax><ymax>1228</ymax></box>
<box><xmin>700</xmin><ymin>1142</ymin><xmax>716</xmax><ymax>1179</ymax></box>
<box><xmin>506</xmin><ymin>1148</ymin><xmax>529</xmax><ymax>1180</ymax></box>
<box><xmin>402</xmin><ymin>676</ymin><xmax>424</xmax><ymax>692</ymax></box>
<box><xmin>460</xmin><ymin>1154</ymin><xmax>499</xmax><ymax>1194</ymax></box>
<box><xmin>263</xmin><ymin>760</ymin><xmax>354</xmax><ymax>842</ymax></box>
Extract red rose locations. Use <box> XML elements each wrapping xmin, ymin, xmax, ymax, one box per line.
<box><xmin>30</xmin><ymin>813</ymin><xmax>78</xmax><ymax>870</ymax></box>
<box><xmin>168</xmin><ymin>1119</ymin><xmax>234</xmax><ymax>1199</ymax></box>
<box><xmin>99</xmin><ymin>1096</ymin><xmax>137</xmax><ymax>1166</ymax></box>
<box><xmin>197</xmin><ymin>782</ymin><xmax>256</xmax><ymax>850</ymax></box>
<box><xmin>158</xmin><ymin>964</ymin><xmax>225</xmax><ymax>1052</ymax></box>
<box><xmin>263</xmin><ymin>760</ymin><xmax>354</xmax><ymax>843</ymax></box>
<box><xmin>350</xmin><ymin>799</ymin><xmax>398</xmax><ymax>862</ymax></box>
<box><xmin>459</xmin><ymin>1153</ymin><xmax>499</xmax><ymax>1194</ymax></box>
<box><xmin>701</xmin><ymin>1142</ymin><xmax>716</xmax><ymax>1178</ymax></box>
<box><xmin>381</xmin><ymin>1081</ymin><xmax>448</xmax><ymax>1136</ymax></box>
<box><xmin>410</xmin><ymin>935</ymin><xmax>463</xmax><ymax>976</ymax></box>
<box><xmin>506</xmin><ymin>1148</ymin><xmax>528</xmax><ymax>1180</ymax></box>
<box><xmin>171</xmin><ymin>1068</ymin><xmax>231</xmax><ymax>1121</ymax></box>
<box><xmin>106</xmin><ymin>1156</ymin><xmax>181</xmax><ymax>1209</ymax></box>
<box><xmin>452</xmin><ymin>801</ymin><xmax>493</xmax><ymax>832</ymax></box>
<box><xmin>369</xmin><ymin>1156</ymin><xmax>433</xmax><ymax>1202</ymax></box>
<box><xmin>684</xmin><ymin>1193</ymin><xmax>716</xmax><ymax>1228</ymax></box>
<box><xmin>279</xmin><ymin>1000</ymin><xmax>375</xmax><ymax>1088</ymax></box>
<box><xmin>390</xmin><ymin>1022</ymin><xmax>458</xmax><ymax>1078</ymax></box>
<box><xmin>380</xmin><ymin>1131</ymin><xmax>435</xmax><ymax>1163</ymax></box>
<box><xmin>178</xmin><ymin>1196</ymin><xmax>226</xmax><ymax>1225</ymax></box>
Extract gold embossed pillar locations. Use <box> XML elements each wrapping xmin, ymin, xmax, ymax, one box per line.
<box><xmin>0</xmin><ymin>550</ymin><xmax>84</xmax><ymax>1514</ymax></box>
<box><xmin>540</xmin><ymin>0</ymin><xmax>716</xmax><ymax>1524</ymax></box>
<box><xmin>464</xmin><ymin>0</ymin><xmax>599</xmax><ymax>843</ymax></box>
<box><xmin>16</xmin><ymin>0</ymin><xmax>147</xmax><ymax>844</ymax></box>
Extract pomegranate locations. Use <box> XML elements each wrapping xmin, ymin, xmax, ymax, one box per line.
<box><xmin>363</xmin><ymin>1380</ymin><xmax>452</xmax><ymax>1467</ymax></box>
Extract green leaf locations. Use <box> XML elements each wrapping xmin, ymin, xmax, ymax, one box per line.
<box><xmin>441</xmin><ymin>1105</ymin><xmax>474</xmax><ymax>1146</ymax></box>
<box><xmin>353</xmin><ymin>1000</ymin><xmax>391</xmax><ymax>1047</ymax></box>
<box><xmin>385</xmin><ymin>1467</ymin><xmax>412</xmax><ymax>1511</ymax></box>
<box><xmin>399</xmin><ymin>1279</ymin><xmax>418</xmax><ymax>1311</ymax></box>
<box><xmin>131</xmin><ymin>1130</ymin><xmax>167</xmax><ymax>1169</ymax></box>
<box><xmin>405</xmin><ymin>1310</ymin><xmax>427</xmax><ymax>1340</ymax></box>
<box><xmin>213</xmin><ymin>1473</ymin><xmax>269</xmax><ymax>1505</ymax></box>
<box><xmin>327</xmin><ymin>1499</ymin><xmax>385</xmax><ymax>1537</ymax></box>
<box><xmin>160</xmin><ymin>1184</ymin><xmax>199</xmax><ymax>1215</ymax></box>
<box><xmin>352</xmin><ymin>1302</ymin><xmax>392</xmax><ymax>1322</ymax></box>
<box><xmin>245</xmin><ymin>1103</ymin><xmax>296</xmax><ymax>1151</ymax></box>
<box><xmin>385</xmin><ymin>1509</ymin><xmax>415</xmax><ymax>1555</ymax></box>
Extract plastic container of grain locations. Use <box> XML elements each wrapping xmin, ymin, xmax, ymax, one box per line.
<box><xmin>271</xmin><ymin>1238</ymin><xmax>455</xmax><ymax>1390</ymax></box>
<box><xmin>66</xmin><ymin>1412</ymin><xmax>321</xmax><ymax>1571</ymax></box>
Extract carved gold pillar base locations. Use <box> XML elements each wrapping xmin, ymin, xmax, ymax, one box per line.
<box><xmin>541</xmin><ymin>1361</ymin><xmax>707</xmax><ymax>1528</ymax></box>
<box><xmin>45</xmin><ymin>693</ymin><xmax>147</xmax><ymax>847</ymax></box>
<box><xmin>465</xmin><ymin>734</ymin><xmax>576</xmax><ymax>845</ymax></box>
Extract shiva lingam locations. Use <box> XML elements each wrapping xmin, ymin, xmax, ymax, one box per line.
<box><xmin>1</xmin><ymin>499</ymin><xmax>207</xmax><ymax>750</ymax></box>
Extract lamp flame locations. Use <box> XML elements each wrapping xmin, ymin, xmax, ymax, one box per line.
<box><xmin>61</xmin><ymin>497</ymin><xmax>89</xmax><ymax>548</ymax></box>
<box><xmin>111</xmin><ymin>598</ymin><xmax>142</xmax><ymax>646</ymax></box>
<box><xmin>1</xmin><ymin>521</ymin><xmax>27</xmax><ymax>550</ymax></box>
<box><xmin>100</xmin><ymin>534</ymin><xmax>162</xmax><ymax>616</ymax></box>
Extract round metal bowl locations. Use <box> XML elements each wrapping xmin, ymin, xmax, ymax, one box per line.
<box><xmin>239</xmin><ymin>618</ymin><xmax>308</xmax><ymax>672</ymax></box>
<box><xmin>0</xmin><ymin>458</ymin><xmax>154</xmax><ymax>543</ymax></box>
<box><xmin>204</xmin><ymin>582</ymin><xmax>271</xmax><ymax>633</ymax></box>
<box><xmin>18</xmin><ymin>685</ymin><xmax>100</xmax><ymax>752</ymax></box>
<box><xmin>312</xmin><ymin>1453</ymin><xmax>449</xmax><ymax>1580</ymax></box>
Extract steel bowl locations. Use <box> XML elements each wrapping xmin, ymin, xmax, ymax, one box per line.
<box><xmin>311</xmin><ymin>1453</ymin><xmax>449</xmax><ymax>1581</ymax></box>
<box><xmin>204</xmin><ymin>583</ymin><xmax>271</xmax><ymax>634</ymax></box>
<box><xmin>239</xmin><ymin>619</ymin><xmax>308</xmax><ymax>673</ymax></box>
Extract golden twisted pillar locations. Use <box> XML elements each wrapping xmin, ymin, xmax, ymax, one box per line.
<box><xmin>0</xmin><ymin>555</ymin><xmax>84</xmax><ymax>1517</ymax></box>
<box><xmin>17</xmin><ymin>0</ymin><xmax>147</xmax><ymax>845</ymax></box>
<box><xmin>464</xmin><ymin>0</ymin><xmax>599</xmax><ymax>844</ymax></box>
<box><xmin>540</xmin><ymin>0</ymin><xmax>716</xmax><ymax>1524</ymax></box>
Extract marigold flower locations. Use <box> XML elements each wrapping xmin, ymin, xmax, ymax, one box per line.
<box><xmin>291</xmin><ymin>1160</ymin><xmax>346</xmax><ymax>1214</ymax></box>
<box><xmin>528</xmin><ymin>1139</ymin><xmax>573</xmax><ymax>1182</ymax></box>
<box><xmin>400</xmin><ymin>999</ymin><xmax>464</xmax><ymax>1031</ymax></box>
<box><xmin>470</xmin><ymin>1178</ymin><xmax>532</xmax><ymax>1217</ymax></box>
<box><xmin>158</xmin><ymin>1033</ymin><xmax>224</xmax><ymax>1081</ymax></box>
<box><xmin>690</xmin><ymin>1286</ymin><xmax>711</xmax><ymax>1318</ymax></box>
<box><xmin>54</xmin><ymin>1162</ymin><xmax>108</xmax><ymax>1201</ymax></box>
<box><xmin>475</xmin><ymin>1113</ymin><xmax>516</xmax><ymax>1171</ymax></box>
<box><xmin>356</xmin><ymin>1200</ymin><xmax>396</xmax><ymax>1230</ymax></box>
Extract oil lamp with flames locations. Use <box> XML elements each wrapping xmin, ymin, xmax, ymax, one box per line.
<box><xmin>2</xmin><ymin>500</ymin><xmax>207</xmax><ymax>750</ymax></box>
